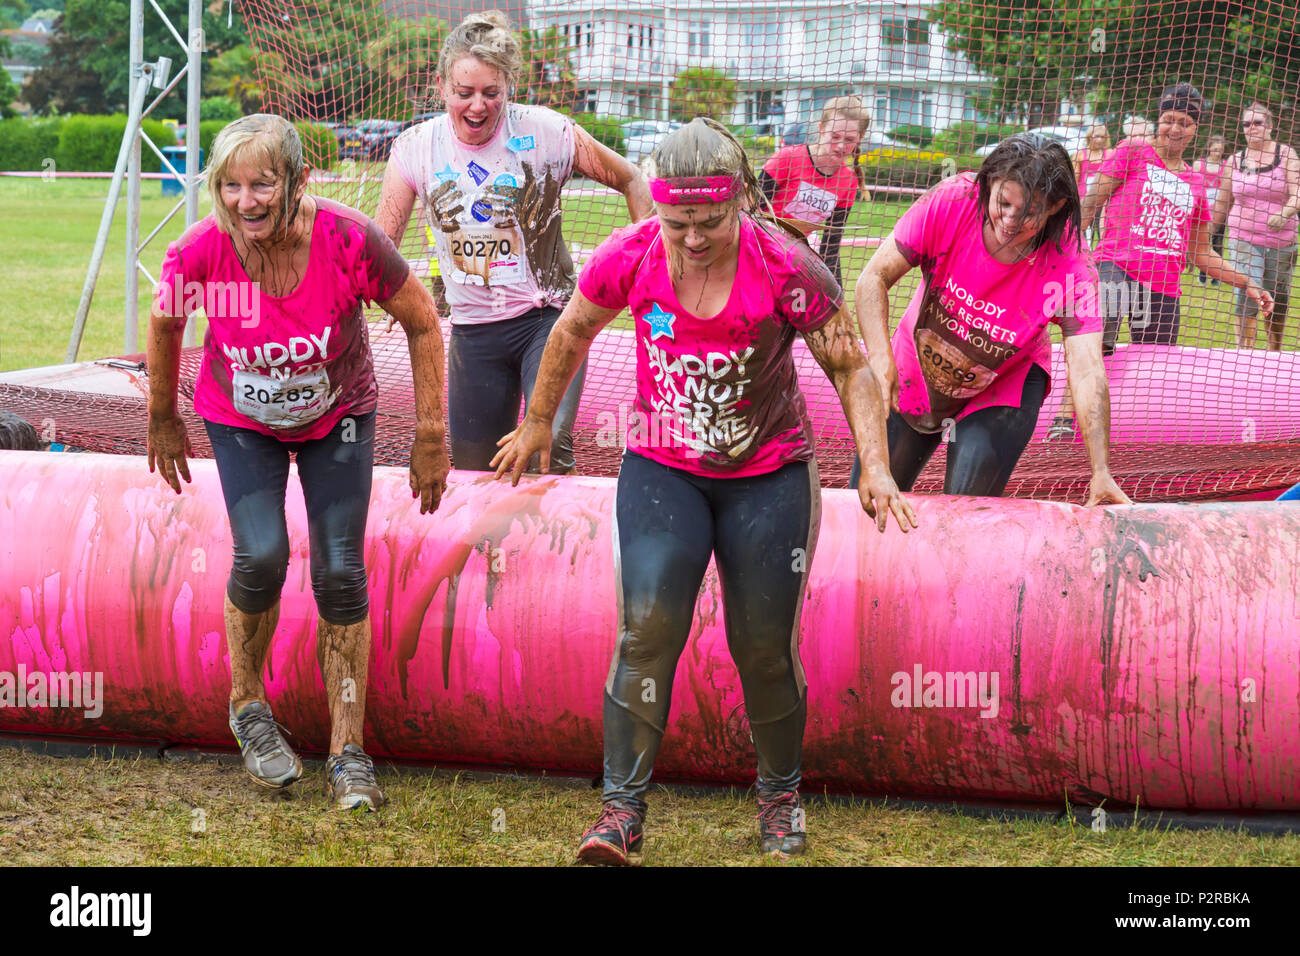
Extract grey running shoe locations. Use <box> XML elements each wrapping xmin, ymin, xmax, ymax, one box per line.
<box><xmin>757</xmin><ymin>791</ymin><xmax>807</xmax><ymax>858</ymax></box>
<box><xmin>228</xmin><ymin>700</ymin><xmax>303</xmax><ymax>789</ymax></box>
<box><xmin>325</xmin><ymin>744</ymin><xmax>386</xmax><ymax>811</ymax></box>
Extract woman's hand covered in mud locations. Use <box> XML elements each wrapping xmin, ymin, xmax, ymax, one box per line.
<box><xmin>1085</xmin><ymin>472</ymin><xmax>1133</xmax><ymax>507</ymax></box>
<box><xmin>410</xmin><ymin>436</ymin><xmax>450</xmax><ymax>513</ymax></box>
<box><xmin>491</xmin><ymin>415</ymin><xmax>554</xmax><ymax>486</ymax></box>
<box><xmin>147</xmin><ymin>411</ymin><xmax>193</xmax><ymax>494</ymax></box>
<box><xmin>857</xmin><ymin>462</ymin><xmax>918</xmax><ymax>533</ymax></box>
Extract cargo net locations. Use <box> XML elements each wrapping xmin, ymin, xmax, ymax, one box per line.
<box><xmin>13</xmin><ymin>0</ymin><xmax>1300</xmax><ymax>501</ymax></box>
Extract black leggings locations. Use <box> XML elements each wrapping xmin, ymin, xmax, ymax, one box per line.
<box><xmin>849</xmin><ymin>364</ymin><xmax>1047</xmax><ymax>496</ymax></box>
<box><xmin>204</xmin><ymin>410</ymin><xmax>375</xmax><ymax>625</ymax></box>
<box><xmin>448</xmin><ymin>306</ymin><xmax>587</xmax><ymax>472</ymax></box>
<box><xmin>603</xmin><ymin>451</ymin><xmax>820</xmax><ymax>810</ymax></box>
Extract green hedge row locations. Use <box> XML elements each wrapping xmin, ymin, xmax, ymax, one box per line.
<box><xmin>0</xmin><ymin>115</ymin><xmax>340</xmax><ymax>173</ymax></box>
<box><xmin>859</xmin><ymin>153</ymin><xmax>985</xmax><ymax>191</ymax></box>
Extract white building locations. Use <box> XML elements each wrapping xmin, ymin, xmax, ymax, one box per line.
<box><xmin>524</xmin><ymin>0</ymin><xmax>987</xmax><ymax>133</ymax></box>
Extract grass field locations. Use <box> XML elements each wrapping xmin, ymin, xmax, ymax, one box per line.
<box><xmin>2</xmin><ymin>749</ymin><xmax>1297</xmax><ymax>866</ymax></box>
<box><xmin>1</xmin><ymin>175</ymin><xmax>1288</xmax><ymax>372</ymax></box>
<box><xmin>2</xmin><ymin>176</ymin><xmax>1297</xmax><ymax>868</ymax></box>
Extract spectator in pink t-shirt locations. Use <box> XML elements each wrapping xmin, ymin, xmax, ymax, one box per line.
<box><xmin>147</xmin><ymin>114</ymin><xmax>451</xmax><ymax>811</ymax></box>
<box><xmin>853</xmin><ymin>133</ymin><xmax>1130</xmax><ymax>505</ymax></box>
<box><xmin>1073</xmin><ymin>124</ymin><xmax>1113</xmax><ymax>244</ymax></box>
<box><xmin>1050</xmin><ymin>83</ymin><xmax>1274</xmax><ymax>438</ymax></box>
<box><xmin>494</xmin><ymin>118</ymin><xmax>914</xmax><ymax>865</ymax></box>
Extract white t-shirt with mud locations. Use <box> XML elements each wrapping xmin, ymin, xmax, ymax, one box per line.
<box><xmin>389</xmin><ymin>105</ymin><xmax>577</xmax><ymax>324</ymax></box>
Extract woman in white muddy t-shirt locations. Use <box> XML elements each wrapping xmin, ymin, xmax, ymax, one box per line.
<box><xmin>378</xmin><ymin>11</ymin><xmax>652</xmax><ymax>472</ymax></box>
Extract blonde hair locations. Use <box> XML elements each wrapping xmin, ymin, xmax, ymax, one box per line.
<box><xmin>646</xmin><ymin>117</ymin><xmax>762</xmax><ymax>212</ymax></box>
<box><xmin>206</xmin><ymin>114</ymin><xmax>305</xmax><ymax>237</ymax></box>
<box><xmin>1087</xmin><ymin>123</ymin><xmax>1111</xmax><ymax>148</ymax></box>
<box><xmin>438</xmin><ymin>10</ymin><xmax>522</xmax><ymax>91</ymax></box>
<box><xmin>819</xmin><ymin>95</ymin><xmax>870</xmax><ymax>136</ymax></box>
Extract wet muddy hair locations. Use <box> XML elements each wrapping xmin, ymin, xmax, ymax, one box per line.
<box><xmin>0</xmin><ymin>411</ymin><xmax>41</xmax><ymax>450</ymax></box>
<box><xmin>646</xmin><ymin>117</ymin><xmax>762</xmax><ymax>213</ymax></box>
<box><xmin>438</xmin><ymin>10</ymin><xmax>522</xmax><ymax>92</ymax></box>
<box><xmin>977</xmin><ymin>132</ymin><xmax>1082</xmax><ymax>255</ymax></box>
<box><xmin>206</xmin><ymin>114</ymin><xmax>306</xmax><ymax>239</ymax></box>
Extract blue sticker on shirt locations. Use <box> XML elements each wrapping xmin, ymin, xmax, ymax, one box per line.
<box><xmin>493</xmin><ymin>173</ymin><xmax>518</xmax><ymax>188</ymax></box>
<box><xmin>506</xmin><ymin>135</ymin><xmax>535</xmax><ymax>153</ymax></box>
<box><xmin>471</xmin><ymin>199</ymin><xmax>493</xmax><ymax>222</ymax></box>
<box><xmin>434</xmin><ymin>163</ymin><xmax>459</xmax><ymax>184</ymax></box>
<box><xmin>467</xmin><ymin>161</ymin><xmax>489</xmax><ymax>185</ymax></box>
<box><xmin>643</xmin><ymin>303</ymin><xmax>676</xmax><ymax>341</ymax></box>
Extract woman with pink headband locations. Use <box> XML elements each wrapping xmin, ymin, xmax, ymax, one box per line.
<box><xmin>494</xmin><ymin>117</ymin><xmax>915</xmax><ymax>864</ymax></box>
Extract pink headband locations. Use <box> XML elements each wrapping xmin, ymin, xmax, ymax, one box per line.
<box><xmin>649</xmin><ymin>175</ymin><xmax>740</xmax><ymax>204</ymax></box>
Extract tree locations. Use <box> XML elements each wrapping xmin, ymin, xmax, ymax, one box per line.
<box><xmin>517</xmin><ymin>26</ymin><xmax>576</xmax><ymax>111</ymax></box>
<box><xmin>204</xmin><ymin>43</ymin><xmax>262</xmax><ymax>114</ymax></box>
<box><xmin>23</xmin><ymin>0</ymin><xmax>246</xmax><ymax>116</ymax></box>
<box><xmin>669</xmin><ymin>67</ymin><xmax>737</xmax><ymax>123</ymax></box>
<box><xmin>929</xmin><ymin>1</ymin><xmax>1300</xmax><ymax>134</ymax></box>
<box><xmin>0</xmin><ymin>1</ymin><xmax>30</xmax><ymax>29</ymax></box>
<box><xmin>363</xmin><ymin>16</ymin><xmax>446</xmax><ymax>111</ymax></box>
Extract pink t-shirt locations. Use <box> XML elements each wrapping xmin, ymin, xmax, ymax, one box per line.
<box><xmin>1077</xmin><ymin>150</ymin><xmax>1112</xmax><ymax>200</ymax></box>
<box><xmin>388</xmin><ymin>104</ymin><xmax>576</xmax><ymax>325</ymax></box>
<box><xmin>1093</xmin><ymin>141</ymin><xmax>1210</xmax><ymax>297</ymax></box>
<box><xmin>762</xmin><ymin>145</ymin><xmax>858</xmax><ymax>226</ymax></box>
<box><xmin>890</xmin><ymin>174</ymin><xmax>1103</xmax><ymax>433</ymax></box>
<box><xmin>155</xmin><ymin>197</ymin><xmax>409</xmax><ymax>441</ymax></box>
<box><xmin>578</xmin><ymin>215</ymin><xmax>841</xmax><ymax>477</ymax></box>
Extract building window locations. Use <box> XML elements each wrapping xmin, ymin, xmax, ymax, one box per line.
<box><xmin>881</xmin><ymin>16</ymin><xmax>929</xmax><ymax>71</ymax></box>
<box><xmin>587</xmin><ymin>22</ymin><xmax>594</xmax><ymax>51</ymax></box>
<box><xmin>688</xmin><ymin>20</ymin><xmax>711</xmax><ymax>56</ymax></box>
<box><xmin>575</xmin><ymin>89</ymin><xmax>598</xmax><ymax>113</ymax></box>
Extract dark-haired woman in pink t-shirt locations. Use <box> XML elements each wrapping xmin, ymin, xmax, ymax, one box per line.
<box><xmin>853</xmin><ymin>133</ymin><xmax>1130</xmax><ymax>505</ymax></box>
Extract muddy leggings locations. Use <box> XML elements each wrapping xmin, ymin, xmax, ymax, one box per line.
<box><xmin>849</xmin><ymin>365</ymin><xmax>1047</xmax><ymax>496</ymax></box>
<box><xmin>204</xmin><ymin>410</ymin><xmax>374</xmax><ymax>625</ymax></box>
<box><xmin>448</xmin><ymin>305</ymin><xmax>587</xmax><ymax>472</ymax></box>
<box><xmin>602</xmin><ymin>451</ymin><xmax>820</xmax><ymax>811</ymax></box>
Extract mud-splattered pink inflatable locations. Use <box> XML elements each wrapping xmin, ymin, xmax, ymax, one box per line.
<box><xmin>0</xmin><ymin>451</ymin><xmax>1296</xmax><ymax>810</ymax></box>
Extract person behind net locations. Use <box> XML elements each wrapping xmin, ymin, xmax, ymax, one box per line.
<box><xmin>758</xmin><ymin>95</ymin><xmax>869</xmax><ymax>287</ymax></box>
<box><xmin>377</xmin><ymin>10</ymin><xmax>651</xmax><ymax>475</ymax></box>
<box><xmin>848</xmin><ymin>133</ymin><xmax>1131</xmax><ymax>505</ymax></box>
<box><xmin>492</xmin><ymin>118</ymin><xmax>916</xmax><ymax>864</ymax></box>
<box><xmin>147</xmin><ymin>114</ymin><xmax>451</xmax><ymax>811</ymax></box>
<box><xmin>1195</xmin><ymin>134</ymin><xmax>1227</xmax><ymax>286</ymax></box>
<box><xmin>1211</xmin><ymin>102</ymin><xmax>1300</xmax><ymax>349</ymax></box>
<box><xmin>1048</xmin><ymin>83</ymin><xmax>1274</xmax><ymax>440</ymax></box>
<box><xmin>1073</xmin><ymin>123</ymin><xmax>1113</xmax><ymax>246</ymax></box>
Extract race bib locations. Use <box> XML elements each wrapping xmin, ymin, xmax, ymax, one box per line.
<box><xmin>448</xmin><ymin>224</ymin><xmax>526</xmax><ymax>286</ymax></box>
<box><xmin>916</xmin><ymin>328</ymin><xmax>997</xmax><ymax>401</ymax></box>
<box><xmin>786</xmin><ymin>180</ymin><xmax>836</xmax><ymax>224</ymax></box>
<box><xmin>232</xmin><ymin>367</ymin><xmax>334</xmax><ymax>429</ymax></box>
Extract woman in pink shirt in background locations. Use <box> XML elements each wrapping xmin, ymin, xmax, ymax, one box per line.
<box><xmin>494</xmin><ymin>118</ymin><xmax>914</xmax><ymax>865</ymax></box>
<box><xmin>852</xmin><ymin>133</ymin><xmax>1130</xmax><ymax>504</ymax></box>
<box><xmin>1050</xmin><ymin>83</ymin><xmax>1273</xmax><ymax>439</ymax></box>
<box><xmin>1073</xmin><ymin>124</ymin><xmax>1113</xmax><ymax>244</ymax></box>
<box><xmin>147</xmin><ymin>114</ymin><xmax>451</xmax><ymax>811</ymax></box>
<box><xmin>1212</xmin><ymin>102</ymin><xmax>1300</xmax><ymax>349</ymax></box>
<box><xmin>1195</xmin><ymin>134</ymin><xmax>1227</xmax><ymax>285</ymax></box>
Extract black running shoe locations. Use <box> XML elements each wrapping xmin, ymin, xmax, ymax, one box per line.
<box><xmin>757</xmin><ymin>791</ymin><xmax>807</xmax><ymax>858</ymax></box>
<box><xmin>577</xmin><ymin>801</ymin><xmax>644</xmax><ymax>866</ymax></box>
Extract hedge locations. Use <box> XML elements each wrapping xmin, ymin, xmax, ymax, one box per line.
<box><xmin>0</xmin><ymin>116</ymin><xmax>63</xmax><ymax>170</ymax></box>
<box><xmin>859</xmin><ymin>153</ymin><xmax>984</xmax><ymax>191</ymax></box>
<box><xmin>931</xmin><ymin>121</ymin><xmax>1025</xmax><ymax>157</ymax></box>
<box><xmin>570</xmin><ymin>114</ymin><xmax>624</xmax><ymax>155</ymax></box>
<box><xmin>52</xmin><ymin>114</ymin><xmax>177</xmax><ymax>172</ymax></box>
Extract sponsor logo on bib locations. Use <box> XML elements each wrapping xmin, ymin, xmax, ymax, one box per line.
<box><xmin>471</xmin><ymin>199</ymin><xmax>493</xmax><ymax>222</ymax></box>
<box><xmin>467</xmin><ymin>161</ymin><xmax>489</xmax><ymax>185</ymax></box>
<box><xmin>434</xmin><ymin>163</ymin><xmax>459</xmax><ymax>183</ymax></box>
<box><xmin>493</xmin><ymin>173</ymin><xmax>518</xmax><ymax>188</ymax></box>
<box><xmin>506</xmin><ymin>135</ymin><xmax>535</xmax><ymax>153</ymax></box>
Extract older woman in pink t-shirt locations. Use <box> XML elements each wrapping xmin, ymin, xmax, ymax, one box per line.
<box><xmin>853</xmin><ymin>133</ymin><xmax>1130</xmax><ymax>505</ymax></box>
<box><xmin>494</xmin><ymin>118</ymin><xmax>913</xmax><ymax>865</ymax></box>
<box><xmin>147</xmin><ymin>114</ymin><xmax>451</xmax><ymax>811</ymax></box>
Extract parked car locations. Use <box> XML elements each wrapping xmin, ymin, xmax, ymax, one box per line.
<box><xmin>777</xmin><ymin>123</ymin><xmax>946</xmax><ymax>163</ymax></box>
<box><xmin>974</xmin><ymin>125</ymin><xmax>1090</xmax><ymax>158</ymax></box>
<box><xmin>339</xmin><ymin>119</ymin><xmax>404</xmax><ymax>161</ymax></box>
<box><xmin>623</xmin><ymin>119</ymin><xmax>682</xmax><ymax>164</ymax></box>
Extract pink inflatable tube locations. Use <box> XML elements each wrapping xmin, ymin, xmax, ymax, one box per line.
<box><xmin>1</xmin><ymin>450</ymin><xmax>1297</xmax><ymax>810</ymax></box>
